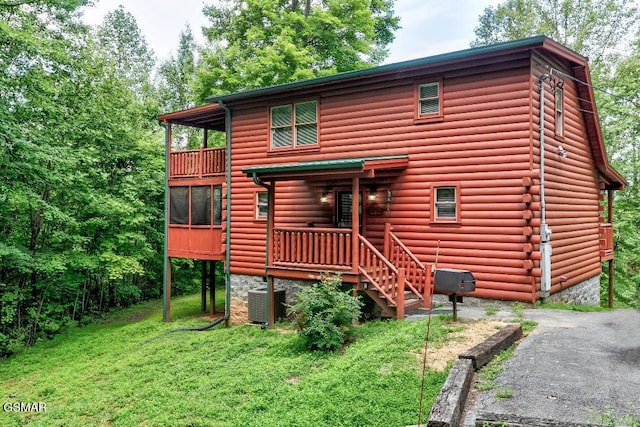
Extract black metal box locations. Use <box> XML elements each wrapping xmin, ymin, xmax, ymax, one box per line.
<box><xmin>434</xmin><ymin>269</ymin><xmax>476</xmax><ymax>294</ymax></box>
<box><xmin>248</xmin><ymin>288</ymin><xmax>286</xmax><ymax>323</ymax></box>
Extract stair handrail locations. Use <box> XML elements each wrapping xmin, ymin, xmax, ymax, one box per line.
<box><xmin>358</xmin><ymin>234</ymin><xmax>424</xmax><ymax>305</ymax></box>
<box><xmin>358</xmin><ymin>234</ymin><xmax>399</xmax><ymax>304</ymax></box>
<box><xmin>384</xmin><ymin>224</ymin><xmax>431</xmax><ymax>303</ymax></box>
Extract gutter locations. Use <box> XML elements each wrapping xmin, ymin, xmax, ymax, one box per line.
<box><xmin>219</xmin><ymin>100</ymin><xmax>232</xmax><ymax>326</ymax></box>
<box><xmin>539</xmin><ymin>74</ymin><xmax>552</xmax><ymax>299</ymax></box>
<box><xmin>251</xmin><ymin>172</ymin><xmax>273</xmax><ymax>328</ymax></box>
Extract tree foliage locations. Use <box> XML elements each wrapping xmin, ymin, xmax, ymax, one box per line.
<box><xmin>0</xmin><ymin>1</ymin><xmax>166</xmax><ymax>356</ymax></box>
<box><xmin>195</xmin><ymin>0</ymin><xmax>400</xmax><ymax>100</ymax></box>
<box><xmin>472</xmin><ymin>0</ymin><xmax>639</xmax><ymax>72</ymax></box>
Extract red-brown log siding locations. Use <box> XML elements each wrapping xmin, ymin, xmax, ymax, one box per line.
<box><xmin>229</xmin><ymin>53</ymin><xmax>604</xmax><ymax>302</ymax></box>
<box><xmin>531</xmin><ymin>54</ymin><xmax>602</xmax><ymax>298</ymax></box>
<box><xmin>230</xmin><ymin>58</ymin><xmax>536</xmax><ymax>301</ymax></box>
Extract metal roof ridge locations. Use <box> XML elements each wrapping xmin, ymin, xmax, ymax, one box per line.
<box><xmin>207</xmin><ymin>36</ymin><xmax>551</xmax><ymax>104</ymax></box>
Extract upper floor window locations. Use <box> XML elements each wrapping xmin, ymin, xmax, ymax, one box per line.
<box><xmin>555</xmin><ymin>86</ymin><xmax>564</xmax><ymax>137</ymax></box>
<box><xmin>415</xmin><ymin>80</ymin><xmax>443</xmax><ymax>122</ymax></box>
<box><xmin>270</xmin><ymin>100</ymin><xmax>318</xmax><ymax>150</ymax></box>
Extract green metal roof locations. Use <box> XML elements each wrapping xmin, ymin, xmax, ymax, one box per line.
<box><xmin>242</xmin><ymin>155</ymin><xmax>409</xmax><ymax>177</ymax></box>
<box><xmin>208</xmin><ymin>36</ymin><xmax>563</xmax><ymax>104</ymax></box>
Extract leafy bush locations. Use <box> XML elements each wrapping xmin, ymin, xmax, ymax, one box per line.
<box><xmin>289</xmin><ymin>274</ymin><xmax>362</xmax><ymax>352</ymax></box>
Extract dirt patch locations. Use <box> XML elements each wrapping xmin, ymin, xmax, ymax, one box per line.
<box><xmin>417</xmin><ymin>319</ymin><xmax>509</xmax><ymax>372</ymax></box>
<box><xmin>229</xmin><ymin>297</ymin><xmax>248</xmax><ymax>325</ymax></box>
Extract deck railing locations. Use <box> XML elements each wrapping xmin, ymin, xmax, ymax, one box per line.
<box><xmin>599</xmin><ymin>223</ymin><xmax>614</xmax><ymax>261</ymax></box>
<box><xmin>169</xmin><ymin>147</ymin><xmax>225</xmax><ymax>178</ymax></box>
<box><xmin>273</xmin><ymin>227</ymin><xmax>352</xmax><ymax>269</ymax></box>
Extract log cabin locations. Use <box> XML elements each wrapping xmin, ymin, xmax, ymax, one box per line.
<box><xmin>158</xmin><ymin>36</ymin><xmax>625</xmax><ymax>324</ymax></box>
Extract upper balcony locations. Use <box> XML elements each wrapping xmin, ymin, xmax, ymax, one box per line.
<box><xmin>170</xmin><ymin>147</ymin><xmax>226</xmax><ymax>179</ymax></box>
<box><xmin>599</xmin><ymin>223</ymin><xmax>614</xmax><ymax>261</ymax></box>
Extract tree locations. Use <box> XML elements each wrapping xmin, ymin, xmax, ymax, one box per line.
<box><xmin>195</xmin><ymin>0</ymin><xmax>400</xmax><ymax>101</ymax></box>
<box><xmin>472</xmin><ymin>0</ymin><xmax>639</xmax><ymax>73</ymax></box>
<box><xmin>0</xmin><ymin>1</ymin><xmax>166</xmax><ymax>355</ymax></box>
<box><xmin>598</xmin><ymin>33</ymin><xmax>640</xmax><ymax>307</ymax></box>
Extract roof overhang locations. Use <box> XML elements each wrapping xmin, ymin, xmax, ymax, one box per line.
<box><xmin>242</xmin><ymin>155</ymin><xmax>409</xmax><ymax>181</ymax></box>
<box><xmin>158</xmin><ymin>103</ymin><xmax>226</xmax><ymax>131</ymax></box>
<box><xmin>570</xmin><ymin>65</ymin><xmax>626</xmax><ymax>190</ymax></box>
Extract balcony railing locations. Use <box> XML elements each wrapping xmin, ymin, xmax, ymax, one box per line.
<box><xmin>170</xmin><ymin>147</ymin><xmax>225</xmax><ymax>179</ymax></box>
<box><xmin>599</xmin><ymin>223</ymin><xmax>614</xmax><ymax>261</ymax></box>
<box><xmin>273</xmin><ymin>227</ymin><xmax>352</xmax><ymax>269</ymax></box>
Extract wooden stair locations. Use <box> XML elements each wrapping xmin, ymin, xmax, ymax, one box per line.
<box><xmin>361</xmin><ymin>284</ymin><xmax>422</xmax><ymax>318</ymax></box>
<box><xmin>357</xmin><ymin>225</ymin><xmax>432</xmax><ymax>319</ymax></box>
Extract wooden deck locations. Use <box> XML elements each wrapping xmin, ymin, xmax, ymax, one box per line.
<box><xmin>270</xmin><ymin>224</ymin><xmax>432</xmax><ymax>318</ymax></box>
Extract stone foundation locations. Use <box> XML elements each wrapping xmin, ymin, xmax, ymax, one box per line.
<box><xmin>432</xmin><ymin>274</ymin><xmax>601</xmax><ymax>307</ymax></box>
<box><xmin>229</xmin><ymin>274</ymin><xmax>315</xmax><ymax>304</ymax></box>
<box><xmin>545</xmin><ymin>274</ymin><xmax>601</xmax><ymax>305</ymax></box>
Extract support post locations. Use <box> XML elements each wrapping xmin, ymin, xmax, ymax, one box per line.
<box><xmin>162</xmin><ymin>123</ymin><xmax>172</xmax><ymax>322</ymax></box>
<box><xmin>267</xmin><ymin>181</ymin><xmax>276</xmax><ymax>326</ymax></box>
<box><xmin>351</xmin><ymin>177</ymin><xmax>360</xmax><ymax>274</ymax></box>
<box><xmin>607</xmin><ymin>188</ymin><xmax>614</xmax><ymax>308</ymax></box>
<box><xmin>210</xmin><ymin>260</ymin><xmax>216</xmax><ymax>315</ymax></box>
<box><xmin>383</xmin><ymin>223</ymin><xmax>391</xmax><ymax>259</ymax></box>
<box><xmin>397</xmin><ymin>268</ymin><xmax>405</xmax><ymax>320</ymax></box>
<box><xmin>201</xmin><ymin>260</ymin><xmax>207</xmax><ymax>312</ymax></box>
<box><xmin>164</xmin><ymin>258</ymin><xmax>172</xmax><ymax>322</ymax></box>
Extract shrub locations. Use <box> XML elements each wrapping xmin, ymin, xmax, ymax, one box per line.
<box><xmin>288</xmin><ymin>274</ymin><xmax>362</xmax><ymax>351</ymax></box>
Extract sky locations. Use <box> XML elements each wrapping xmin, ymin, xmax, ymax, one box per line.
<box><xmin>81</xmin><ymin>0</ymin><xmax>503</xmax><ymax>64</ymax></box>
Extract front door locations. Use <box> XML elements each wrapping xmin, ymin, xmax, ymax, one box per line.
<box><xmin>336</xmin><ymin>191</ymin><xmax>363</xmax><ymax>233</ymax></box>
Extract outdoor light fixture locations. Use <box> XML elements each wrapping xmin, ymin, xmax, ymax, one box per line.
<box><xmin>386</xmin><ymin>189</ymin><xmax>392</xmax><ymax>211</ymax></box>
<box><xmin>320</xmin><ymin>186</ymin><xmax>331</xmax><ymax>204</ymax></box>
<box><xmin>557</xmin><ymin>145</ymin><xmax>568</xmax><ymax>158</ymax></box>
<box><xmin>368</xmin><ymin>186</ymin><xmax>377</xmax><ymax>201</ymax></box>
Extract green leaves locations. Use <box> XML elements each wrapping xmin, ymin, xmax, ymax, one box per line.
<box><xmin>289</xmin><ymin>274</ymin><xmax>363</xmax><ymax>351</ymax></box>
<box><xmin>0</xmin><ymin>1</ymin><xmax>165</xmax><ymax>355</ymax></box>
<box><xmin>195</xmin><ymin>0</ymin><xmax>400</xmax><ymax>100</ymax></box>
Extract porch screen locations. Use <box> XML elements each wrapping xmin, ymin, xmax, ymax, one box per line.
<box><xmin>213</xmin><ymin>185</ymin><xmax>222</xmax><ymax>225</ymax></box>
<box><xmin>170</xmin><ymin>186</ymin><xmax>189</xmax><ymax>224</ymax></box>
<box><xmin>191</xmin><ymin>186</ymin><xmax>211</xmax><ymax>225</ymax></box>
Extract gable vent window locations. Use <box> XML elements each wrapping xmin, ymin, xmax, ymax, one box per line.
<box><xmin>555</xmin><ymin>86</ymin><xmax>564</xmax><ymax>137</ymax></box>
<box><xmin>270</xmin><ymin>100</ymin><xmax>318</xmax><ymax>150</ymax></box>
<box><xmin>418</xmin><ymin>82</ymin><xmax>441</xmax><ymax>116</ymax></box>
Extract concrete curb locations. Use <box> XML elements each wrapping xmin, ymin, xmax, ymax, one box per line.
<box><xmin>408</xmin><ymin>323</ymin><xmax>524</xmax><ymax>427</ymax></box>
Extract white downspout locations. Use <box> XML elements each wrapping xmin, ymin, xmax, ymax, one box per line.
<box><xmin>539</xmin><ymin>74</ymin><xmax>552</xmax><ymax>299</ymax></box>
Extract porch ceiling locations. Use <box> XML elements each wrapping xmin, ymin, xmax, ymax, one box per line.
<box><xmin>242</xmin><ymin>155</ymin><xmax>409</xmax><ymax>181</ymax></box>
<box><xmin>158</xmin><ymin>103</ymin><xmax>226</xmax><ymax>131</ymax></box>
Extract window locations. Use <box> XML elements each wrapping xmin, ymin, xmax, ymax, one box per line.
<box><xmin>416</xmin><ymin>81</ymin><xmax>442</xmax><ymax>120</ymax></box>
<box><xmin>555</xmin><ymin>86</ymin><xmax>564</xmax><ymax>137</ymax></box>
<box><xmin>170</xmin><ymin>185</ymin><xmax>222</xmax><ymax>226</ymax></box>
<box><xmin>270</xmin><ymin>101</ymin><xmax>318</xmax><ymax>150</ymax></box>
<box><xmin>432</xmin><ymin>185</ymin><xmax>459</xmax><ymax>223</ymax></box>
<box><xmin>256</xmin><ymin>191</ymin><xmax>268</xmax><ymax>220</ymax></box>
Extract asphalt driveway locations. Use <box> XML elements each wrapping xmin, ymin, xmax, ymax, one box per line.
<box><xmin>462</xmin><ymin>308</ymin><xmax>640</xmax><ymax>425</ymax></box>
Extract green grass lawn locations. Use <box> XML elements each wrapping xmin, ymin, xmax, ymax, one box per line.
<box><xmin>0</xmin><ymin>293</ymin><xmax>461</xmax><ymax>427</ymax></box>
